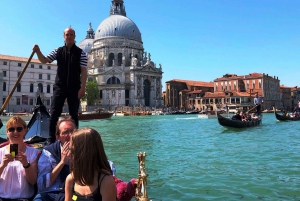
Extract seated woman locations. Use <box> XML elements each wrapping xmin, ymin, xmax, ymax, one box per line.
<box><xmin>0</xmin><ymin>116</ymin><xmax>40</xmax><ymax>200</ymax></box>
<box><xmin>65</xmin><ymin>128</ymin><xmax>117</xmax><ymax>201</ymax></box>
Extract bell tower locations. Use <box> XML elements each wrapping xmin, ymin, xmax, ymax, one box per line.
<box><xmin>110</xmin><ymin>0</ymin><xmax>126</xmax><ymax>16</ymax></box>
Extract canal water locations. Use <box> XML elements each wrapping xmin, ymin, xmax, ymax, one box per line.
<box><xmin>0</xmin><ymin>113</ymin><xmax>299</xmax><ymax>200</ymax></box>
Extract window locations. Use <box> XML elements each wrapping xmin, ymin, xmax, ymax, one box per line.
<box><xmin>30</xmin><ymin>99</ymin><xmax>33</xmax><ymax>105</ymax></box>
<box><xmin>47</xmin><ymin>84</ymin><xmax>50</xmax><ymax>93</ymax></box>
<box><xmin>17</xmin><ymin>98</ymin><xmax>20</xmax><ymax>105</ymax></box>
<box><xmin>17</xmin><ymin>83</ymin><xmax>21</xmax><ymax>92</ymax></box>
<box><xmin>18</xmin><ymin>72</ymin><xmax>21</xmax><ymax>77</ymax></box>
<box><xmin>31</xmin><ymin>64</ymin><xmax>34</xmax><ymax>68</ymax></box>
<box><xmin>48</xmin><ymin>66</ymin><xmax>51</xmax><ymax>70</ymax></box>
<box><xmin>47</xmin><ymin>74</ymin><xmax>50</xmax><ymax>80</ymax></box>
<box><xmin>3</xmin><ymin>61</ymin><xmax>7</xmax><ymax>65</ymax></box>
<box><xmin>108</xmin><ymin>53</ymin><xmax>114</xmax><ymax>66</ymax></box>
<box><xmin>18</xmin><ymin>63</ymin><xmax>21</xmax><ymax>67</ymax></box>
<box><xmin>39</xmin><ymin>65</ymin><xmax>42</xmax><ymax>69</ymax></box>
<box><xmin>253</xmin><ymin>83</ymin><xmax>255</xmax><ymax>89</ymax></box>
<box><xmin>38</xmin><ymin>83</ymin><xmax>43</xmax><ymax>93</ymax></box>
<box><xmin>259</xmin><ymin>82</ymin><xmax>262</xmax><ymax>88</ymax></box>
<box><xmin>39</xmin><ymin>74</ymin><xmax>42</xmax><ymax>79</ymax></box>
<box><xmin>106</xmin><ymin>76</ymin><xmax>120</xmax><ymax>84</ymax></box>
<box><xmin>117</xmin><ymin>53</ymin><xmax>122</xmax><ymax>66</ymax></box>
<box><xmin>30</xmin><ymin>84</ymin><xmax>34</xmax><ymax>92</ymax></box>
<box><xmin>3</xmin><ymin>71</ymin><xmax>6</xmax><ymax>77</ymax></box>
<box><xmin>3</xmin><ymin>82</ymin><xmax>6</xmax><ymax>91</ymax></box>
<box><xmin>46</xmin><ymin>99</ymin><xmax>50</xmax><ymax>106</ymax></box>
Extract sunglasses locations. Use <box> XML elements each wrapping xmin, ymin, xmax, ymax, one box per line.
<box><xmin>8</xmin><ymin>127</ymin><xmax>24</xmax><ymax>133</ymax></box>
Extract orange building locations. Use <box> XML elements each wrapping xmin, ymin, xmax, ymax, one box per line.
<box><xmin>163</xmin><ymin>72</ymin><xmax>282</xmax><ymax>112</ymax></box>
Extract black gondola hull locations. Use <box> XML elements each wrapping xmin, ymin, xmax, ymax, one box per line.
<box><xmin>217</xmin><ymin>113</ymin><xmax>262</xmax><ymax>128</ymax></box>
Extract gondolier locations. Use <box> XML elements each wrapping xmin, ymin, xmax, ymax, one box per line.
<box><xmin>254</xmin><ymin>93</ymin><xmax>262</xmax><ymax>115</ymax></box>
<box><xmin>33</xmin><ymin>27</ymin><xmax>87</xmax><ymax>143</ymax></box>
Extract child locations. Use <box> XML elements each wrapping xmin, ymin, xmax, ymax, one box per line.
<box><xmin>65</xmin><ymin>128</ymin><xmax>117</xmax><ymax>201</ymax></box>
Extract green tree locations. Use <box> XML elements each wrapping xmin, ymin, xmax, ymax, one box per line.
<box><xmin>82</xmin><ymin>81</ymin><xmax>99</xmax><ymax>105</ymax></box>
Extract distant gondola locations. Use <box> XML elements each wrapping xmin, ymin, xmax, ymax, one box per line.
<box><xmin>274</xmin><ymin>109</ymin><xmax>300</xmax><ymax>121</ymax></box>
<box><xmin>217</xmin><ymin>113</ymin><xmax>262</xmax><ymax>128</ymax></box>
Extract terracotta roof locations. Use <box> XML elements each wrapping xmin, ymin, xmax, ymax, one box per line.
<box><xmin>280</xmin><ymin>85</ymin><xmax>293</xmax><ymax>89</ymax></box>
<box><xmin>166</xmin><ymin>79</ymin><xmax>213</xmax><ymax>87</ymax></box>
<box><xmin>0</xmin><ymin>54</ymin><xmax>56</xmax><ymax>65</ymax></box>
<box><xmin>203</xmin><ymin>91</ymin><xmax>256</xmax><ymax>98</ymax></box>
<box><xmin>187</xmin><ymin>90</ymin><xmax>202</xmax><ymax>94</ymax></box>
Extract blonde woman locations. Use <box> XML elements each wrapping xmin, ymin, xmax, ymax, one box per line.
<box><xmin>0</xmin><ymin>116</ymin><xmax>39</xmax><ymax>200</ymax></box>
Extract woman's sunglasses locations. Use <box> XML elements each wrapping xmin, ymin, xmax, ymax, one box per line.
<box><xmin>8</xmin><ymin>127</ymin><xmax>24</xmax><ymax>133</ymax></box>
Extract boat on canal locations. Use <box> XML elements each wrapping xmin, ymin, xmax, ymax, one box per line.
<box><xmin>274</xmin><ymin>108</ymin><xmax>300</xmax><ymax>121</ymax></box>
<box><xmin>77</xmin><ymin>110</ymin><xmax>114</xmax><ymax>120</ymax></box>
<box><xmin>217</xmin><ymin>113</ymin><xmax>262</xmax><ymax>128</ymax></box>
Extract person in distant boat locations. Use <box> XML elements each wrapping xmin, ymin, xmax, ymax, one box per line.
<box><xmin>33</xmin><ymin>27</ymin><xmax>88</xmax><ymax>143</ymax></box>
<box><xmin>33</xmin><ymin>118</ymin><xmax>76</xmax><ymax>201</ymax></box>
<box><xmin>0</xmin><ymin>116</ymin><xmax>40</xmax><ymax>200</ymax></box>
<box><xmin>65</xmin><ymin>128</ymin><xmax>117</xmax><ymax>201</ymax></box>
<box><xmin>232</xmin><ymin>111</ymin><xmax>242</xmax><ymax>121</ymax></box>
<box><xmin>293</xmin><ymin>100</ymin><xmax>300</xmax><ymax>112</ymax></box>
<box><xmin>254</xmin><ymin>93</ymin><xmax>262</xmax><ymax>115</ymax></box>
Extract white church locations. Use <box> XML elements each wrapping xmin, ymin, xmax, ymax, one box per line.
<box><xmin>78</xmin><ymin>0</ymin><xmax>163</xmax><ymax>109</ymax></box>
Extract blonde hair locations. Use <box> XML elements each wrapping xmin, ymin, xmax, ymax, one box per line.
<box><xmin>6</xmin><ymin>116</ymin><xmax>27</xmax><ymax>130</ymax></box>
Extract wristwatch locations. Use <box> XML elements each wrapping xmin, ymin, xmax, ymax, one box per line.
<box><xmin>23</xmin><ymin>162</ymin><xmax>31</xmax><ymax>169</ymax></box>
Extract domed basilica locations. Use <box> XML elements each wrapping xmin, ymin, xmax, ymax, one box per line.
<box><xmin>78</xmin><ymin>0</ymin><xmax>163</xmax><ymax>109</ymax></box>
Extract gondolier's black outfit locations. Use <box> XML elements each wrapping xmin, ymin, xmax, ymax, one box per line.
<box><xmin>47</xmin><ymin>45</ymin><xmax>87</xmax><ymax>142</ymax></box>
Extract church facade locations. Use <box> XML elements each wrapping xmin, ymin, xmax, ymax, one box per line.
<box><xmin>79</xmin><ymin>0</ymin><xmax>163</xmax><ymax>109</ymax></box>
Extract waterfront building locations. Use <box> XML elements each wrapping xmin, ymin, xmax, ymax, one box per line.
<box><xmin>163</xmin><ymin>79</ymin><xmax>214</xmax><ymax>111</ymax></box>
<box><xmin>0</xmin><ymin>55</ymin><xmax>57</xmax><ymax>113</ymax></box>
<box><xmin>213</xmin><ymin>72</ymin><xmax>281</xmax><ymax>111</ymax></box>
<box><xmin>280</xmin><ymin>85</ymin><xmax>293</xmax><ymax>111</ymax></box>
<box><xmin>291</xmin><ymin>86</ymin><xmax>300</xmax><ymax>111</ymax></box>
<box><xmin>78</xmin><ymin>0</ymin><xmax>163</xmax><ymax>110</ymax></box>
<box><xmin>164</xmin><ymin>72</ymin><xmax>282</xmax><ymax>111</ymax></box>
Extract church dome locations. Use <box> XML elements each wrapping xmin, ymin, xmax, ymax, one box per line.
<box><xmin>78</xmin><ymin>38</ymin><xmax>94</xmax><ymax>54</ymax></box>
<box><xmin>95</xmin><ymin>15</ymin><xmax>142</xmax><ymax>42</ymax></box>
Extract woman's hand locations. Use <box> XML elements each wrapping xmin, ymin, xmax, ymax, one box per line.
<box><xmin>15</xmin><ymin>151</ymin><xmax>29</xmax><ymax>167</ymax></box>
<box><xmin>1</xmin><ymin>153</ymin><xmax>14</xmax><ymax>168</ymax></box>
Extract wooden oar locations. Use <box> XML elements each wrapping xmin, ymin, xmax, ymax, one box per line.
<box><xmin>247</xmin><ymin>104</ymin><xmax>258</xmax><ymax>113</ymax></box>
<box><xmin>0</xmin><ymin>51</ymin><xmax>35</xmax><ymax>115</ymax></box>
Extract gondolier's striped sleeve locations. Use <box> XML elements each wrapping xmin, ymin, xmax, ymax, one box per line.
<box><xmin>46</xmin><ymin>49</ymin><xmax>58</xmax><ymax>63</ymax></box>
<box><xmin>80</xmin><ymin>50</ymin><xmax>88</xmax><ymax>68</ymax></box>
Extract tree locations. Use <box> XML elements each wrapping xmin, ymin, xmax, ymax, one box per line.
<box><xmin>82</xmin><ymin>81</ymin><xmax>99</xmax><ymax>105</ymax></box>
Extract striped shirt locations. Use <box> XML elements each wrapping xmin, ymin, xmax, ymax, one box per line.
<box><xmin>46</xmin><ymin>47</ymin><xmax>88</xmax><ymax>68</ymax></box>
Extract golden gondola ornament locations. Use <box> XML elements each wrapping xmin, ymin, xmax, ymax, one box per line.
<box><xmin>135</xmin><ymin>152</ymin><xmax>152</xmax><ymax>201</ymax></box>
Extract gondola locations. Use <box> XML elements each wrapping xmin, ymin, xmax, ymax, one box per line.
<box><xmin>0</xmin><ymin>95</ymin><xmax>51</xmax><ymax>146</ymax></box>
<box><xmin>274</xmin><ymin>109</ymin><xmax>300</xmax><ymax>121</ymax></box>
<box><xmin>217</xmin><ymin>113</ymin><xmax>262</xmax><ymax>128</ymax></box>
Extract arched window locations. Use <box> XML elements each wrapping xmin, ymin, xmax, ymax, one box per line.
<box><xmin>38</xmin><ymin>83</ymin><xmax>43</xmax><ymax>93</ymax></box>
<box><xmin>117</xmin><ymin>53</ymin><xmax>122</xmax><ymax>66</ymax></box>
<box><xmin>108</xmin><ymin>53</ymin><xmax>114</xmax><ymax>66</ymax></box>
<box><xmin>30</xmin><ymin>83</ymin><xmax>34</xmax><ymax>92</ymax></box>
<box><xmin>17</xmin><ymin>83</ymin><xmax>21</xmax><ymax>92</ymax></box>
<box><xmin>47</xmin><ymin>84</ymin><xmax>50</xmax><ymax>93</ymax></box>
<box><xmin>143</xmin><ymin>79</ymin><xmax>151</xmax><ymax>106</ymax></box>
<box><xmin>106</xmin><ymin>76</ymin><xmax>121</xmax><ymax>84</ymax></box>
<box><xmin>3</xmin><ymin>82</ymin><xmax>6</xmax><ymax>91</ymax></box>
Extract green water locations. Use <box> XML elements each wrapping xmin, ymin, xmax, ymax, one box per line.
<box><xmin>1</xmin><ymin>113</ymin><xmax>299</xmax><ymax>201</ymax></box>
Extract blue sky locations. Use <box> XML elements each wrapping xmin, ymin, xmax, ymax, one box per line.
<box><xmin>1</xmin><ymin>0</ymin><xmax>299</xmax><ymax>91</ymax></box>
